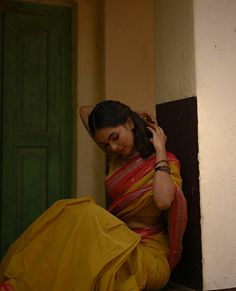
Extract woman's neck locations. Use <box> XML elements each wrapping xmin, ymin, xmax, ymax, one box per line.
<box><xmin>125</xmin><ymin>149</ymin><xmax>139</xmax><ymax>160</ymax></box>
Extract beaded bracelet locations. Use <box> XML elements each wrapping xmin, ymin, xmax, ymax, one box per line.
<box><xmin>154</xmin><ymin>165</ymin><xmax>170</xmax><ymax>174</ymax></box>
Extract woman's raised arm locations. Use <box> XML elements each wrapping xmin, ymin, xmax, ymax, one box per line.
<box><xmin>79</xmin><ymin>105</ymin><xmax>94</xmax><ymax>136</ymax></box>
<box><xmin>79</xmin><ymin>105</ymin><xmax>107</xmax><ymax>153</ymax></box>
<box><xmin>147</xmin><ymin>122</ymin><xmax>175</xmax><ymax>210</ymax></box>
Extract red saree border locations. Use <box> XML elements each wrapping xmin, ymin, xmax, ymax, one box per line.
<box><xmin>132</xmin><ymin>224</ymin><xmax>164</xmax><ymax>240</ymax></box>
<box><xmin>108</xmin><ymin>184</ymin><xmax>153</xmax><ymax>214</ymax></box>
<box><xmin>0</xmin><ymin>283</ymin><xmax>13</xmax><ymax>291</ymax></box>
<box><xmin>106</xmin><ymin>151</ymin><xmax>179</xmax><ymax>186</ymax></box>
<box><xmin>105</xmin><ymin>154</ymin><xmax>155</xmax><ymax>201</ymax></box>
<box><xmin>106</xmin><ymin>150</ymin><xmax>187</xmax><ymax>271</ymax></box>
<box><xmin>166</xmin><ymin>187</ymin><xmax>188</xmax><ymax>270</ymax></box>
<box><xmin>106</xmin><ymin>154</ymin><xmax>143</xmax><ymax>183</ymax></box>
<box><xmin>106</xmin><ymin>151</ymin><xmax>180</xmax><ymax>204</ymax></box>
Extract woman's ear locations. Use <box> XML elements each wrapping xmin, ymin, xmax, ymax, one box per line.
<box><xmin>126</xmin><ymin>117</ymin><xmax>134</xmax><ymax>130</ymax></box>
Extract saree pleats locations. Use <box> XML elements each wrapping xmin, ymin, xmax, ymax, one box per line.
<box><xmin>0</xmin><ymin>152</ymin><xmax>186</xmax><ymax>290</ymax></box>
<box><xmin>1</xmin><ymin>198</ymin><xmax>142</xmax><ymax>290</ymax></box>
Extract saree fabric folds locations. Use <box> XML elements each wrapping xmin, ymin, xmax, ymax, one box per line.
<box><xmin>0</xmin><ymin>152</ymin><xmax>187</xmax><ymax>291</ymax></box>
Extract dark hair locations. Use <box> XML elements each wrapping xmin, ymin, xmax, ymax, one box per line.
<box><xmin>88</xmin><ymin>100</ymin><xmax>155</xmax><ymax>159</ymax></box>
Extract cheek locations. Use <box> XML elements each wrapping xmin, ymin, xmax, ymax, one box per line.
<box><xmin>127</xmin><ymin>132</ymin><xmax>134</xmax><ymax>145</ymax></box>
<box><xmin>119</xmin><ymin>129</ymin><xmax>134</xmax><ymax>145</ymax></box>
<box><xmin>130</xmin><ymin>134</ymin><xmax>135</xmax><ymax>144</ymax></box>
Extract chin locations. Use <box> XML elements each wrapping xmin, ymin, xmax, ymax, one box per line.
<box><xmin>125</xmin><ymin>149</ymin><xmax>137</xmax><ymax>159</ymax></box>
<box><xmin>123</xmin><ymin>148</ymin><xmax>132</xmax><ymax>156</ymax></box>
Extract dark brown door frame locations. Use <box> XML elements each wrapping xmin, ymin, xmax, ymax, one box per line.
<box><xmin>156</xmin><ymin>96</ymin><xmax>202</xmax><ymax>291</ymax></box>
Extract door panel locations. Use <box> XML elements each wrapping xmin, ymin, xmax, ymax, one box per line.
<box><xmin>1</xmin><ymin>4</ymin><xmax>73</xmax><ymax>257</ymax></box>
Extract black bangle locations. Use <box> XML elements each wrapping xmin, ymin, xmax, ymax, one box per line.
<box><xmin>154</xmin><ymin>165</ymin><xmax>170</xmax><ymax>174</ymax></box>
<box><xmin>155</xmin><ymin>159</ymin><xmax>169</xmax><ymax>168</ymax></box>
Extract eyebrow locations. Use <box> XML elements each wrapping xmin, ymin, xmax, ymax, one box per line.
<box><xmin>98</xmin><ymin>131</ymin><xmax>117</xmax><ymax>145</ymax></box>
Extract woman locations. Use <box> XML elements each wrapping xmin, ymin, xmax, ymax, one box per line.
<box><xmin>0</xmin><ymin>100</ymin><xmax>187</xmax><ymax>291</ymax></box>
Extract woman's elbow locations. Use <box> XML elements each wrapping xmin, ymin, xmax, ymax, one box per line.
<box><xmin>154</xmin><ymin>189</ymin><xmax>175</xmax><ymax>210</ymax></box>
<box><xmin>155</xmin><ymin>199</ymin><xmax>172</xmax><ymax>210</ymax></box>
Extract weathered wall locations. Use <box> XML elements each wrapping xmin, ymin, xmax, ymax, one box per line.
<box><xmin>194</xmin><ymin>0</ymin><xmax>236</xmax><ymax>289</ymax></box>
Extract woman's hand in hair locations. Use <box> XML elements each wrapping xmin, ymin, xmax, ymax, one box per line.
<box><xmin>142</xmin><ymin>115</ymin><xmax>175</xmax><ymax>210</ymax></box>
<box><xmin>146</xmin><ymin>119</ymin><xmax>167</xmax><ymax>156</ymax></box>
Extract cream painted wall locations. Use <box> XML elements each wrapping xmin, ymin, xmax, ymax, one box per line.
<box><xmin>75</xmin><ymin>0</ymin><xmax>106</xmax><ymax>206</ymax></box>
<box><xmin>105</xmin><ymin>0</ymin><xmax>156</xmax><ymax>114</ymax></box>
<box><xmin>76</xmin><ymin>0</ymin><xmax>157</xmax><ymax>205</ymax></box>
<box><xmin>155</xmin><ymin>0</ymin><xmax>196</xmax><ymax>104</ymax></box>
<box><xmin>194</xmin><ymin>0</ymin><xmax>236</xmax><ymax>289</ymax></box>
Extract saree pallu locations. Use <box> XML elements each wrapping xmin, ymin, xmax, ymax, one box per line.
<box><xmin>106</xmin><ymin>152</ymin><xmax>187</xmax><ymax>271</ymax></box>
<box><xmin>0</xmin><ymin>152</ymin><xmax>187</xmax><ymax>291</ymax></box>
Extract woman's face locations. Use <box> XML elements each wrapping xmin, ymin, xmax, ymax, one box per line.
<box><xmin>94</xmin><ymin>119</ymin><xmax>135</xmax><ymax>156</ymax></box>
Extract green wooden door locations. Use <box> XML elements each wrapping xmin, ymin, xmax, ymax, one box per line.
<box><xmin>0</xmin><ymin>2</ymin><xmax>73</xmax><ymax>258</ymax></box>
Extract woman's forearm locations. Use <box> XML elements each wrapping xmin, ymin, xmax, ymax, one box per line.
<box><xmin>153</xmin><ymin>151</ymin><xmax>175</xmax><ymax>210</ymax></box>
<box><xmin>153</xmin><ymin>170</ymin><xmax>175</xmax><ymax>210</ymax></box>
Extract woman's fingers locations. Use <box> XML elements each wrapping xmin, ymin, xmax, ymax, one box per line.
<box><xmin>148</xmin><ymin>124</ymin><xmax>164</xmax><ymax>135</ymax></box>
<box><xmin>148</xmin><ymin>125</ymin><xmax>167</xmax><ymax>146</ymax></box>
<box><xmin>140</xmin><ymin>112</ymin><xmax>157</xmax><ymax>126</ymax></box>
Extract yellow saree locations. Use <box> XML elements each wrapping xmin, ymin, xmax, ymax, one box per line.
<box><xmin>0</xmin><ymin>152</ymin><xmax>187</xmax><ymax>291</ymax></box>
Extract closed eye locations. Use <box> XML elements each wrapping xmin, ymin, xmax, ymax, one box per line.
<box><xmin>97</xmin><ymin>131</ymin><xmax>119</xmax><ymax>149</ymax></box>
<box><xmin>111</xmin><ymin>134</ymin><xmax>119</xmax><ymax>141</ymax></box>
<box><xmin>104</xmin><ymin>134</ymin><xmax>119</xmax><ymax>149</ymax></box>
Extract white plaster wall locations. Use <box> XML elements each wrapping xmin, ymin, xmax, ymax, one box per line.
<box><xmin>194</xmin><ymin>1</ymin><xmax>236</xmax><ymax>289</ymax></box>
<box><xmin>155</xmin><ymin>0</ymin><xmax>196</xmax><ymax>104</ymax></box>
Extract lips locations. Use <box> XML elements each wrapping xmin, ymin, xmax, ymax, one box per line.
<box><xmin>117</xmin><ymin>147</ymin><xmax>127</xmax><ymax>154</ymax></box>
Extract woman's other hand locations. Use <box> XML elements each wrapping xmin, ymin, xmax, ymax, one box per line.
<box><xmin>139</xmin><ymin>112</ymin><xmax>167</xmax><ymax>159</ymax></box>
<box><xmin>147</xmin><ymin>122</ymin><xmax>167</xmax><ymax>154</ymax></box>
<box><xmin>139</xmin><ymin>113</ymin><xmax>175</xmax><ymax>210</ymax></box>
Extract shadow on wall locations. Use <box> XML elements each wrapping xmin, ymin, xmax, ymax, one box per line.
<box><xmin>156</xmin><ymin>97</ymin><xmax>202</xmax><ymax>291</ymax></box>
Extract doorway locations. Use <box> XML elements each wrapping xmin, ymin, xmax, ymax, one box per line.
<box><xmin>0</xmin><ymin>1</ymin><xmax>73</xmax><ymax>258</ymax></box>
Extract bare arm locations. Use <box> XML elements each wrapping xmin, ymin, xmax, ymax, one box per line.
<box><xmin>79</xmin><ymin>105</ymin><xmax>107</xmax><ymax>153</ymax></box>
<box><xmin>147</xmin><ymin>122</ymin><xmax>175</xmax><ymax>210</ymax></box>
<box><xmin>79</xmin><ymin>105</ymin><xmax>94</xmax><ymax>135</ymax></box>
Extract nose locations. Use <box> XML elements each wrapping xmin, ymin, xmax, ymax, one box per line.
<box><xmin>110</xmin><ymin>142</ymin><xmax>119</xmax><ymax>152</ymax></box>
